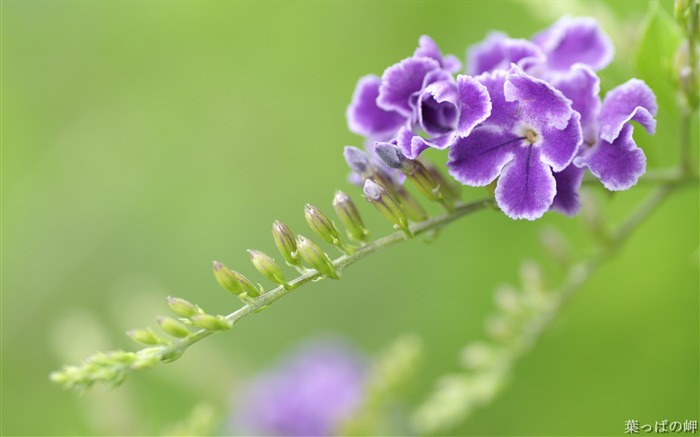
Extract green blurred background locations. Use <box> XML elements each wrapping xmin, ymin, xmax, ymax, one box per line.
<box><xmin>3</xmin><ymin>0</ymin><xmax>698</xmax><ymax>435</ymax></box>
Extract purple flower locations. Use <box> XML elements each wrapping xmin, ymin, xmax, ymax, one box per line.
<box><xmin>413</xmin><ymin>35</ymin><xmax>462</xmax><ymax>73</ymax></box>
<box><xmin>467</xmin><ymin>32</ymin><xmax>545</xmax><ymax>76</ymax></box>
<box><xmin>230</xmin><ymin>339</ymin><xmax>366</xmax><ymax>437</ymax></box>
<box><xmin>447</xmin><ymin>66</ymin><xmax>582</xmax><ymax>220</ymax></box>
<box><xmin>347</xmin><ymin>75</ymin><xmax>406</xmax><ymax>140</ymax></box>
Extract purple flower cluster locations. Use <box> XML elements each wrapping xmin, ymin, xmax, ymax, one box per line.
<box><xmin>230</xmin><ymin>340</ymin><xmax>366</xmax><ymax>437</ymax></box>
<box><xmin>347</xmin><ymin>18</ymin><xmax>657</xmax><ymax>220</ymax></box>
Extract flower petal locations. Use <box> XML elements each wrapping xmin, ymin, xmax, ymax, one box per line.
<box><xmin>378</xmin><ymin>57</ymin><xmax>441</xmax><ymax>118</ymax></box>
<box><xmin>447</xmin><ymin>125</ymin><xmax>519</xmax><ymax>186</ymax></box>
<box><xmin>347</xmin><ymin>75</ymin><xmax>406</xmax><ymax>139</ymax></box>
<box><xmin>504</xmin><ymin>67</ymin><xmax>574</xmax><ymax>130</ymax></box>
<box><xmin>455</xmin><ymin>74</ymin><xmax>492</xmax><ymax>138</ymax></box>
<box><xmin>495</xmin><ymin>146</ymin><xmax>556</xmax><ymax>220</ymax></box>
<box><xmin>550</xmin><ymin>164</ymin><xmax>585</xmax><ymax>216</ymax></box>
<box><xmin>599</xmin><ymin>78</ymin><xmax>658</xmax><ymax>143</ymax></box>
<box><xmin>418</xmin><ymin>79</ymin><xmax>459</xmax><ymax>137</ymax></box>
<box><xmin>548</xmin><ymin>64</ymin><xmax>601</xmax><ymax>143</ymax></box>
<box><xmin>475</xmin><ymin>69</ymin><xmax>518</xmax><ymax>129</ymax></box>
<box><xmin>532</xmin><ymin>17</ymin><xmax>614</xmax><ymax>72</ymax></box>
<box><xmin>395</xmin><ymin>126</ymin><xmax>430</xmax><ymax>159</ymax></box>
<box><xmin>467</xmin><ymin>32</ymin><xmax>545</xmax><ymax>76</ymax></box>
<box><xmin>414</xmin><ymin>35</ymin><xmax>462</xmax><ymax>73</ymax></box>
<box><xmin>539</xmin><ymin>110</ymin><xmax>582</xmax><ymax>172</ymax></box>
<box><xmin>574</xmin><ymin>124</ymin><xmax>646</xmax><ymax>191</ymax></box>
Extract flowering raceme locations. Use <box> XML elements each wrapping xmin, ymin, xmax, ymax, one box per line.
<box><xmin>346</xmin><ymin>17</ymin><xmax>657</xmax><ymax>220</ymax></box>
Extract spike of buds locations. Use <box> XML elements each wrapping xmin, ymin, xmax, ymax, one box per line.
<box><xmin>212</xmin><ymin>261</ymin><xmax>243</xmax><ymax>296</ymax></box>
<box><xmin>190</xmin><ymin>314</ymin><xmax>231</xmax><ymax>331</ymax></box>
<box><xmin>295</xmin><ymin>235</ymin><xmax>339</xmax><ymax>279</ymax></box>
<box><xmin>363</xmin><ymin>179</ymin><xmax>412</xmax><ymax>237</ymax></box>
<box><xmin>167</xmin><ymin>296</ymin><xmax>199</xmax><ymax>318</ymax></box>
<box><xmin>333</xmin><ymin>191</ymin><xmax>369</xmax><ymax>242</ymax></box>
<box><xmin>272</xmin><ymin>221</ymin><xmax>301</xmax><ymax>267</ymax></box>
<box><xmin>157</xmin><ymin>316</ymin><xmax>191</xmax><ymax>338</ymax></box>
<box><xmin>247</xmin><ymin>250</ymin><xmax>289</xmax><ymax>288</ymax></box>
<box><xmin>304</xmin><ymin>204</ymin><xmax>350</xmax><ymax>253</ymax></box>
<box><xmin>127</xmin><ymin>328</ymin><xmax>168</xmax><ymax>346</ymax></box>
<box><xmin>374</xmin><ymin>142</ymin><xmax>443</xmax><ymax>203</ymax></box>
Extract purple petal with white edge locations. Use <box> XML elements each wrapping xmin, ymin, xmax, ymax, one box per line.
<box><xmin>395</xmin><ymin>126</ymin><xmax>430</xmax><ymax>159</ymax></box>
<box><xmin>418</xmin><ymin>79</ymin><xmax>459</xmax><ymax>137</ymax></box>
<box><xmin>413</xmin><ymin>35</ymin><xmax>462</xmax><ymax>73</ymax></box>
<box><xmin>475</xmin><ymin>69</ymin><xmax>518</xmax><ymax>130</ymax></box>
<box><xmin>599</xmin><ymin>79</ymin><xmax>658</xmax><ymax>143</ymax></box>
<box><xmin>550</xmin><ymin>164</ymin><xmax>585</xmax><ymax>216</ymax></box>
<box><xmin>495</xmin><ymin>146</ymin><xmax>556</xmax><ymax>220</ymax></box>
<box><xmin>548</xmin><ymin>64</ymin><xmax>601</xmax><ymax>143</ymax></box>
<box><xmin>538</xmin><ymin>110</ymin><xmax>582</xmax><ymax>172</ymax></box>
<box><xmin>467</xmin><ymin>32</ymin><xmax>545</xmax><ymax>76</ymax></box>
<box><xmin>574</xmin><ymin>124</ymin><xmax>646</xmax><ymax>191</ymax></box>
<box><xmin>532</xmin><ymin>17</ymin><xmax>614</xmax><ymax>72</ymax></box>
<box><xmin>447</xmin><ymin>125</ymin><xmax>520</xmax><ymax>186</ymax></box>
<box><xmin>504</xmin><ymin>66</ymin><xmax>574</xmax><ymax>130</ymax></box>
<box><xmin>347</xmin><ymin>75</ymin><xmax>406</xmax><ymax>139</ymax></box>
<box><xmin>455</xmin><ymin>74</ymin><xmax>492</xmax><ymax>138</ymax></box>
<box><xmin>378</xmin><ymin>57</ymin><xmax>441</xmax><ymax>118</ymax></box>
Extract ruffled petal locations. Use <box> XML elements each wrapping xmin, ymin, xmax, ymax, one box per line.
<box><xmin>346</xmin><ymin>75</ymin><xmax>406</xmax><ymax>139</ymax></box>
<box><xmin>539</xmin><ymin>111</ymin><xmax>582</xmax><ymax>172</ymax></box>
<box><xmin>467</xmin><ymin>32</ymin><xmax>545</xmax><ymax>75</ymax></box>
<box><xmin>455</xmin><ymin>74</ymin><xmax>492</xmax><ymax>138</ymax></box>
<box><xmin>548</xmin><ymin>64</ymin><xmax>601</xmax><ymax>143</ymax></box>
<box><xmin>395</xmin><ymin>126</ymin><xmax>431</xmax><ymax>159</ymax></box>
<box><xmin>447</xmin><ymin>125</ymin><xmax>520</xmax><ymax>186</ymax></box>
<box><xmin>599</xmin><ymin>79</ymin><xmax>658</xmax><ymax>143</ymax></box>
<box><xmin>550</xmin><ymin>164</ymin><xmax>585</xmax><ymax>216</ymax></box>
<box><xmin>532</xmin><ymin>17</ymin><xmax>614</xmax><ymax>72</ymax></box>
<box><xmin>414</xmin><ymin>35</ymin><xmax>462</xmax><ymax>73</ymax></box>
<box><xmin>495</xmin><ymin>146</ymin><xmax>556</xmax><ymax>220</ymax></box>
<box><xmin>504</xmin><ymin>66</ymin><xmax>574</xmax><ymax>130</ymax></box>
<box><xmin>475</xmin><ymin>69</ymin><xmax>518</xmax><ymax>129</ymax></box>
<box><xmin>417</xmin><ymin>79</ymin><xmax>459</xmax><ymax>137</ymax></box>
<box><xmin>377</xmin><ymin>57</ymin><xmax>441</xmax><ymax>118</ymax></box>
<box><xmin>574</xmin><ymin>124</ymin><xmax>646</xmax><ymax>191</ymax></box>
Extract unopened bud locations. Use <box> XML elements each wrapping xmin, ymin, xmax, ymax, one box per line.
<box><xmin>167</xmin><ymin>296</ymin><xmax>199</xmax><ymax>318</ymax></box>
<box><xmin>191</xmin><ymin>314</ymin><xmax>231</xmax><ymax>331</ymax></box>
<box><xmin>157</xmin><ymin>316</ymin><xmax>191</xmax><ymax>338</ymax></box>
<box><xmin>304</xmin><ymin>204</ymin><xmax>349</xmax><ymax>253</ymax></box>
<box><xmin>295</xmin><ymin>235</ymin><xmax>339</xmax><ymax>279</ymax></box>
<box><xmin>127</xmin><ymin>328</ymin><xmax>167</xmax><ymax>346</ymax></box>
<box><xmin>675</xmin><ymin>0</ymin><xmax>692</xmax><ymax>31</ymax></box>
<box><xmin>333</xmin><ymin>191</ymin><xmax>369</xmax><ymax>242</ymax></box>
<box><xmin>374</xmin><ymin>142</ymin><xmax>441</xmax><ymax>202</ymax></box>
<box><xmin>212</xmin><ymin>261</ymin><xmax>243</xmax><ymax>296</ymax></box>
<box><xmin>343</xmin><ymin>146</ymin><xmax>371</xmax><ymax>174</ymax></box>
<box><xmin>363</xmin><ymin>179</ymin><xmax>411</xmax><ymax>237</ymax></box>
<box><xmin>248</xmin><ymin>250</ymin><xmax>288</xmax><ymax>288</ymax></box>
<box><xmin>425</xmin><ymin>161</ymin><xmax>461</xmax><ymax>201</ymax></box>
<box><xmin>232</xmin><ymin>270</ymin><xmax>261</xmax><ymax>298</ymax></box>
<box><xmin>272</xmin><ymin>221</ymin><xmax>301</xmax><ymax>267</ymax></box>
<box><xmin>395</xmin><ymin>185</ymin><xmax>428</xmax><ymax>222</ymax></box>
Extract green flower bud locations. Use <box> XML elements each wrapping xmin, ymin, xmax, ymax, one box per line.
<box><xmin>305</xmin><ymin>204</ymin><xmax>343</xmax><ymax>245</ymax></box>
<box><xmin>157</xmin><ymin>316</ymin><xmax>191</xmax><ymax>338</ymax></box>
<box><xmin>425</xmin><ymin>161</ymin><xmax>461</xmax><ymax>201</ymax></box>
<box><xmin>295</xmin><ymin>235</ymin><xmax>339</xmax><ymax>279</ymax></box>
<box><xmin>333</xmin><ymin>191</ymin><xmax>369</xmax><ymax>242</ymax></box>
<box><xmin>374</xmin><ymin>142</ymin><xmax>441</xmax><ymax>202</ymax></box>
<box><xmin>395</xmin><ymin>185</ymin><xmax>428</xmax><ymax>222</ymax></box>
<box><xmin>363</xmin><ymin>179</ymin><xmax>412</xmax><ymax>237</ymax></box>
<box><xmin>247</xmin><ymin>249</ymin><xmax>289</xmax><ymax>288</ymax></box>
<box><xmin>127</xmin><ymin>328</ymin><xmax>167</xmax><ymax>346</ymax></box>
<box><xmin>272</xmin><ymin>220</ymin><xmax>301</xmax><ymax>267</ymax></box>
<box><xmin>212</xmin><ymin>260</ymin><xmax>243</xmax><ymax>296</ymax></box>
<box><xmin>190</xmin><ymin>314</ymin><xmax>231</xmax><ymax>331</ymax></box>
<box><xmin>232</xmin><ymin>270</ymin><xmax>261</xmax><ymax>298</ymax></box>
<box><xmin>675</xmin><ymin>0</ymin><xmax>692</xmax><ymax>31</ymax></box>
<box><xmin>167</xmin><ymin>296</ymin><xmax>199</xmax><ymax>318</ymax></box>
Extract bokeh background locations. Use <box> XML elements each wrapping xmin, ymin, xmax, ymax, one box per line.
<box><xmin>3</xmin><ymin>0</ymin><xmax>698</xmax><ymax>435</ymax></box>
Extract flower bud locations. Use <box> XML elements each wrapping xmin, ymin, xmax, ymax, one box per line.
<box><xmin>675</xmin><ymin>0</ymin><xmax>692</xmax><ymax>31</ymax></box>
<box><xmin>304</xmin><ymin>204</ymin><xmax>349</xmax><ymax>253</ymax></box>
<box><xmin>167</xmin><ymin>296</ymin><xmax>199</xmax><ymax>318</ymax></box>
<box><xmin>232</xmin><ymin>270</ymin><xmax>261</xmax><ymax>298</ymax></box>
<box><xmin>343</xmin><ymin>146</ymin><xmax>371</xmax><ymax>174</ymax></box>
<box><xmin>374</xmin><ymin>142</ymin><xmax>441</xmax><ymax>202</ymax></box>
<box><xmin>333</xmin><ymin>191</ymin><xmax>369</xmax><ymax>242</ymax></box>
<box><xmin>295</xmin><ymin>235</ymin><xmax>339</xmax><ymax>279</ymax></box>
<box><xmin>272</xmin><ymin>221</ymin><xmax>301</xmax><ymax>267</ymax></box>
<box><xmin>157</xmin><ymin>316</ymin><xmax>191</xmax><ymax>338</ymax></box>
<box><xmin>395</xmin><ymin>185</ymin><xmax>428</xmax><ymax>222</ymax></box>
<box><xmin>425</xmin><ymin>161</ymin><xmax>461</xmax><ymax>201</ymax></box>
<box><xmin>127</xmin><ymin>328</ymin><xmax>167</xmax><ymax>346</ymax></box>
<box><xmin>212</xmin><ymin>260</ymin><xmax>243</xmax><ymax>296</ymax></box>
<box><xmin>191</xmin><ymin>314</ymin><xmax>231</xmax><ymax>331</ymax></box>
<box><xmin>363</xmin><ymin>179</ymin><xmax>411</xmax><ymax>237</ymax></box>
<box><xmin>248</xmin><ymin>250</ymin><xmax>288</xmax><ymax>288</ymax></box>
